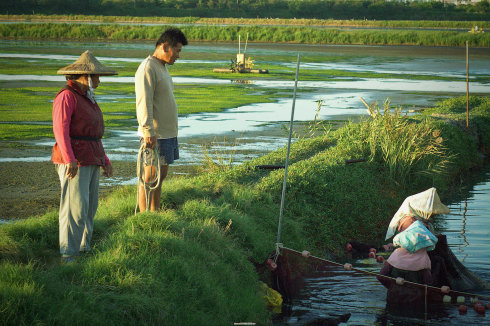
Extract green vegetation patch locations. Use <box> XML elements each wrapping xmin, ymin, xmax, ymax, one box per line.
<box><xmin>175</xmin><ymin>84</ymin><xmax>279</xmax><ymax>114</ymax></box>
<box><xmin>2</xmin><ymin>23</ymin><xmax>489</xmax><ymax>47</ymax></box>
<box><xmin>0</xmin><ymin>82</ymin><xmax>281</xmax><ymax>140</ymax></box>
<box><xmin>1</xmin><ymin>15</ymin><xmax>488</xmax><ymax>29</ymax></box>
<box><xmin>0</xmin><ymin>87</ymin><xmax>54</xmax><ymax>122</ymax></box>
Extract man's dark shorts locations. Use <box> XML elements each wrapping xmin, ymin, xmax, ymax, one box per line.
<box><xmin>141</xmin><ymin>137</ymin><xmax>179</xmax><ymax>165</ymax></box>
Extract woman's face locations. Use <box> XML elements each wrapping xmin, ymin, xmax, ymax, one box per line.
<box><xmin>90</xmin><ymin>75</ymin><xmax>100</xmax><ymax>89</ymax></box>
<box><xmin>77</xmin><ymin>74</ymin><xmax>100</xmax><ymax>89</ymax></box>
<box><xmin>398</xmin><ymin>216</ymin><xmax>416</xmax><ymax>232</ymax></box>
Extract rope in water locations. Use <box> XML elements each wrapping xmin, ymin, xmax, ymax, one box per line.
<box><xmin>135</xmin><ymin>143</ymin><xmax>161</xmax><ymax>214</ymax></box>
<box><xmin>277</xmin><ymin>245</ymin><xmax>490</xmax><ymax>301</ymax></box>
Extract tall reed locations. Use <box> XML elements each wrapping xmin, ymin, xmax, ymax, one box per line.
<box><xmin>2</xmin><ymin>15</ymin><xmax>488</xmax><ymax>29</ymax></box>
<box><xmin>1</xmin><ymin>23</ymin><xmax>489</xmax><ymax>47</ymax></box>
<box><xmin>337</xmin><ymin>100</ymin><xmax>450</xmax><ymax>184</ymax></box>
<box><xmin>195</xmin><ymin>137</ymin><xmax>240</xmax><ymax>174</ymax></box>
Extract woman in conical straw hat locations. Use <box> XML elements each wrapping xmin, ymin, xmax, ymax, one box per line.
<box><xmin>377</xmin><ymin>188</ymin><xmax>451</xmax><ymax>309</ymax></box>
<box><xmin>52</xmin><ymin>50</ymin><xmax>117</xmax><ymax>264</ymax></box>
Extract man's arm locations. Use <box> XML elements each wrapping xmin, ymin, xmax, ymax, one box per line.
<box><xmin>135</xmin><ymin>61</ymin><xmax>156</xmax><ymax>142</ymax></box>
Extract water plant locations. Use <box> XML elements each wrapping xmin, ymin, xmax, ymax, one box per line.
<box><xmin>194</xmin><ymin>136</ymin><xmax>241</xmax><ymax>174</ymax></box>
<box><xmin>336</xmin><ymin>99</ymin><xmax>451</xmax><ymax>185</ymax></box>
<box><xmin>292</xmin><ymin>99</ymin><xmax>333</xmax><ymax>140</ymax></box>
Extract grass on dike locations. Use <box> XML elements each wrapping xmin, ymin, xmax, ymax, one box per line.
<box><xmin>1</xmin><ymin>14</ymin><xmax>489</xmax><ymax>29</ymax></box>
<box><xmin>1</xmin><ymin>23</ymin><xmax>489</xmax><ymax>47</ymax></box>
<box><xmin>0</xmin><ymin>95</ymin><xmax>488</xmax><ymax>325</ymax></box>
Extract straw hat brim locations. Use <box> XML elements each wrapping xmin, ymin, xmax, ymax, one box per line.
<box><xmin>57</xmin><ymin>50</ymin><xmax>118</xmax><ymax>76</ymax></box>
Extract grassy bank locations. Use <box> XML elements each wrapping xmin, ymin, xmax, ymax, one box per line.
<box><xmin>1</xmin><ymin>14</ymin><xmax>489</xmax><ymax>29</ymax></box>
<box><xmin>1</xmin><ymin>23</ymin><xmax>489</xmax><ymax>47</ymax></box>
<box><xmin>0</xmin><ymin>95</ymin><xmax>488</xmax><ymax>325</ymax></box>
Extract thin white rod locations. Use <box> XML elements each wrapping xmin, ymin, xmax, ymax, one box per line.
<box><xmin>276</xmin><ymin>53</ymin><xmax>300</xmax><ymax>244</ymax></box>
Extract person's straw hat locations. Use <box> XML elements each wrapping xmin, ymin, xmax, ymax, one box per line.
<box><xmin>385</xmin><ymin>187</ymin><xmax>450</xmax><ymax>240</ymax></box>
<box><xmin>57</xmin><ymin>50</ymin><xmax>118</xmax><ymax>76</ymax></box>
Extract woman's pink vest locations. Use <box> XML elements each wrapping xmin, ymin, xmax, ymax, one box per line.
<box><xmin>51</xmin><ymin>82</ymin><xmax>106</xmax><ymax>166</ymax></box>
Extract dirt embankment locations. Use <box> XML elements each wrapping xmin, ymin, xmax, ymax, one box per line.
<box><xmin>0</xmin><ymin>160</ymin><xmax>138</xmax><ymax>220</ymax></box>
<box><xmin>0</xmin><ymin>122</ymin><xmax>347</xmax><ymax>221</ymax></box>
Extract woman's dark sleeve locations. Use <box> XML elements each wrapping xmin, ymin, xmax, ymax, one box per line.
<box><xmin>377</xmin><ymin>262</ymin><xmax>393</xmax><ymax>288</ymax></box>
<box><xmin>422</xmin><ymin>268</ymin><xmax>432</xmax><ymax>285</ymax></box>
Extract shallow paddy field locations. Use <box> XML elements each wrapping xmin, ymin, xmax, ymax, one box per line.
<box><xmin>1</xmin><ymin>40</ymin><xmax>489</xmax><ymax>221</ymax></box>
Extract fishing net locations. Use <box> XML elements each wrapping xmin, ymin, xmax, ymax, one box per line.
<box><xmin>252</xmin><ymin>234</ymin><xmax>489</xmax><ymax>320</ymax></box>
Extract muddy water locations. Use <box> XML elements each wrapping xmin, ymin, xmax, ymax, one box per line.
<box><xmin>274</xmin><ymin>166</ymin><xmax>490</xmax><ymax>325</ymax></box>
<box><xmin>1</xmin><ymin>40</ymin><xmax>490</xmax><ymax>220</ymax></box>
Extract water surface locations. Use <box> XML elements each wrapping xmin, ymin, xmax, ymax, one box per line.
<box><xmin>1</xmin><ymin>40</ymin><xmax>489</xmax><ymax>182</ymax></box>
<box><xmin>275</xmin><ymin>167</ymin><xmax>490</xmax><ymax>325</ymax></box>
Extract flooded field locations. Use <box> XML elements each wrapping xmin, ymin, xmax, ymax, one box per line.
<box><xmin>1</xmin><ymin>40</ymin><xmax>489</xmax><ymax>220</ymax></box>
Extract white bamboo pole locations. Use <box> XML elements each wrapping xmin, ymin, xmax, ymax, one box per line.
<box><xmin>276</xmin><ymin>54</ymin><xmax>301</xmax><ymax>245</ymax></box>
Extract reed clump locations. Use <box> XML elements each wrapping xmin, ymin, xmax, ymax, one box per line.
<box><xmin>195</xmin><ymin>137</ymin><xmax>240</xmax><ymax>174</ymax></box>
<box><xmin>338</xmin><ymin>100</ymin><xmax>450</xmax><ymax>184</ymax></box>
<box><xmin>1</xmin><ymin>23</ymin><xmax>489</xmax><ymax>47</ymax></box>
<box><xmin>1</xmin><ymin>15</ymin><xmax>488</xmax><ymax>29</ymax></box>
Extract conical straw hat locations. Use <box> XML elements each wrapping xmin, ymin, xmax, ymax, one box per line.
<box><xmin>57</xmin><ymin>50</ymin><xmax>118</xmax><ymax>76</ymax></box>
<box><xmin>385</xmin><ymin>187</ymin><xmax>450</xmax><ymax>240</ymax></box>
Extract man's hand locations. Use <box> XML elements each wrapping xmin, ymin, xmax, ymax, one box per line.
<box><xmin>144</xmin><ymin>136</ymin><xmax>156</xmax><ymax>149</ymax></box>
<box><xmin>66</xmin><ymin>161</ymin><xmax>78</xmax><ymax>179</ymax></box>
<box><xmin>102</xmin><ymin>164</ymin><xmax>113</xmax><ymax>178</ymax></box>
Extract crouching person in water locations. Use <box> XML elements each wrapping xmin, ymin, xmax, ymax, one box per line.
<box><xmin>377</xmin><ymin>215</ymin><xmax>435</xmax><ymax>308</ymax></box>
<box><xmin>52</xmin><ymin>51</ymin><xmax>117</xmax><ymax>264</ymax></box>
<box><xmin>377</xmin><ymin>188</ymin><xmax>450</xmax><ymax>311</ymax></box>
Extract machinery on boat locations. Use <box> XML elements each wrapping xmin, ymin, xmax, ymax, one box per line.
<box><xmin>469</xmin><ymin>25</ymin><xmax>484</xmax><ymax>34</ymax></box>
<box><xmin>213</xmin><ymin>34</ymin><xmax>269</xmax><ymax>74</ymax></box>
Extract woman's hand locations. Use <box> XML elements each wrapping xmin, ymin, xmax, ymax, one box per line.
<box><xmin>66</xmin><ymin>162</ymin><xmax>78</xmax><ymax>179</ymax></box>
<box><xmin>102</xmin><ymin>164</ymin><xmax>113</xmax><ymax>178</ymax></box>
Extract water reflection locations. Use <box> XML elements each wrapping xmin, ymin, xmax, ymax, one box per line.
<box><xmin>0</xmin><ymin>53</ymin><xmax>226</xmax><ymax>64</ymax></box>
<box><xmin>444</xmin><ymin>170</ymin><xmax>490</xmax><ymax>282</ymax></box>
<box><xmin>1</xmin><ymin>74</ymin><xmax>488</xmax><ymax>93</ymax></box>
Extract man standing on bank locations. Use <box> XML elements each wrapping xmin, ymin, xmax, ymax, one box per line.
<box><xmin>53</xmin><ymin>50</ymin><xmax>116</xmax><ymax>264</ymax></box>
<box><xmin>135</xmin><ymin>28</ymin><xmax>188</xmax><ymax>212</ymax></box>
